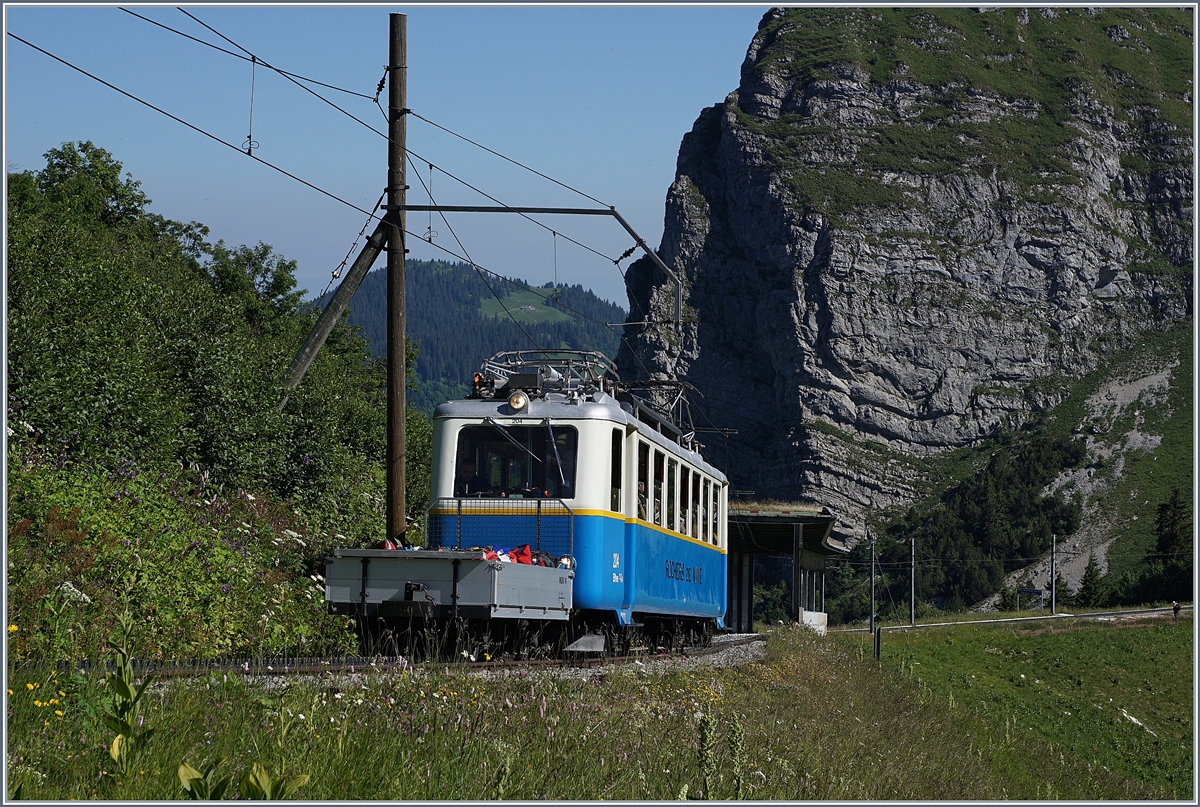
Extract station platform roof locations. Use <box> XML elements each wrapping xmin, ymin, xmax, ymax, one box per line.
<box><xmin>728</xmin><ymin>503</ymin><xmax>846</xmax><ymax>556</ymax></box>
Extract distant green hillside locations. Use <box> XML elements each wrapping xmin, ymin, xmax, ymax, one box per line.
<box><xmin>321</xmin><ymin>261</ymin><xmax>627</xmax><ymax>412</ymax></box>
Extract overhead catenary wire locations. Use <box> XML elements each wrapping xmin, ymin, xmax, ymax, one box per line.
<box><xmin>118</xmin><ymin>7</ymin><xmax>374</xmax><ymax>99</ymax></box>
<box><xmin>404</xmin><ymin>149</ymin><xmax>659</xmax><ymax>381</ymax></box>
<box><xmin>176</xmin><ymin>8</ymin><xmax>392</xmax><ymax>149</ymax></box>
<box><xmin>399</xmin><ymin>218</ymin><xmax>658</xmax><ymax>382</ymax></box>
<box><xmin>7</xmin><ymin>32</ymin><xmax>378</xmax><ymax>220</ymax></box>
<box><xmin>9</xmin><ymin>28</ymin><xmax>651</xmax><ymax>376</ymax></box>
<box><xmin>17</xmin><ymin>17</ymin><xmax>668</xmax><ymax>397</ymax></box>
<box><xmin>371</xmin><ymin>98</ymin><xmax>637</xmax><ymax>304</ymax></box>
<box><xmin>172</xmin><ymin>9</ymin><xmax>624</xmax><ymax>275</ymax></box>
<box><xmin>132</xmin><ymin>7</ymin><xmax>649</xmax><ymax>324</ymax></box>
<box><xmin>406</xmin><ymin>109</ymin><xmax>609</xmax><ymax>208</ymax></box>
<box><xmin>402</xmin><ymin>150</ymin><xmax>620</xmax><ymax>265</ymax></box>
<box><xmin>404</xmin><ymin>154</ymin><xmax>541</xmax><ymax>351</ymax></box>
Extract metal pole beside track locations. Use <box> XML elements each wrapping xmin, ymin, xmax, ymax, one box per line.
<box><xmin>1051</xmin><ymin>533</ymin><xmax>1057</xmax><ymax>615</ymax></box>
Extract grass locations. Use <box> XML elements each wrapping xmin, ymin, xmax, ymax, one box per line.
<box><xmin>6</xmin><ymin>621</ymin><xmax>1186</xmax><ymax>800</ymax></box>
<box><xmin>873</xmin><ymin>614</ymin><xmax>1194</xmax><ymax>798</ymax></box>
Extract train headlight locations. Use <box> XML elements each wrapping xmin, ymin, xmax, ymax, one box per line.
<box><xmin>508</xmin><ymin>390</ymin><xmax>529</xmax><ymax>412</ymax></box>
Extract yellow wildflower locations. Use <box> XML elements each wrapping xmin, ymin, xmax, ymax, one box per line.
<box><xmin>56</xmin><ymin>710</ymin><xmax>64</xmax><ymax>716</ymax></box>
<box><xmin>26</xmin><ymin>683</ymin><xmax>34</xmax><ymax>691</ymax></box>
<box><xmin>8</xmin><ymin>624</ymin><xmax>18</xmax><ymax>632</ymax></box>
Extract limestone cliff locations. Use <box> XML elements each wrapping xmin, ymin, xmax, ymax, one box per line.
<box><xmin>617</xmin><ymin>7</ymin><xmax>1193</xmax><ymax>544</ymax></box>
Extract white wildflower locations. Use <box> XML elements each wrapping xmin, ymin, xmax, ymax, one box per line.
<box><xmin>54</xmin><ymin>581</ymin><xmax>92</xmax><ymax>604</ymax></box>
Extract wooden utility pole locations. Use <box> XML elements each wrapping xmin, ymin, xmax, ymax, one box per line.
<box><xmin>386</xmin><ymin>13</ymin><xmax>407</xmax><ymax>544</ymax></box>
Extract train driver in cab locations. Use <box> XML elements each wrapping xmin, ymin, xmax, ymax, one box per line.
<box><xmin>454</xmin><ymin>459</ymin><xmax>489</xmax><ymax>497</ymax></box>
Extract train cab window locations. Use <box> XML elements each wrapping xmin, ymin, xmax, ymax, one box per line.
<box><xmin>690</xmin><ymin>473</ymin><xmax>701</xmax><ymax>539</ymax></box>
<box><xmin>637</xmin><ymin>442</ymin><xmax>649</xmax><ymax>520</ymax></box>
<box><xmin>610</xmin><ymin>428</ymin><xmax>622</xmax><ymax>512</ymax></box>
<box><xmin>652</xmin><ymin>450</ymin><xmax>664</xmax><ymax>526</ymax></box>
<box><xmin>455</xmin><ymin>423</ymin><xmax>577</xmax><ymax>498</ymax></box>
<box><xmin>666</xmin><ymin>459</ymin><xmax>678</xmax><ymax>532</ymax></box>
<box><xmin>701</xmin><ymin>478</ymin><xmax>711</xmax><ymax>542</ymax></box>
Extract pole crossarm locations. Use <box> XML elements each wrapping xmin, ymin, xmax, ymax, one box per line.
<box><xmin>393</xmin><ymin>203</ymin><xmax>684</xmax><ymax>331</ymax></box>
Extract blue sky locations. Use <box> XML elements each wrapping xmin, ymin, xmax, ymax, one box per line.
<box><xmin>5</xmin><ymin>4</ymin><xmax>769</xmax><ymax>307</ymax></box>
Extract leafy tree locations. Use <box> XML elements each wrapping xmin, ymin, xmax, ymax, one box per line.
<box><xmin>205</xmin><ymin>240</ymin><xmax>304</xmax><ymax>335</ymax></box>
<box><xmin>8</xmin><ymin>141</ymin><xmax>431</xmax><ymax>520</ymax></box>
<box><xmin>36</xmin><ymin>140</ymin><xmax>149</xmax><ymax>228</ymax></box>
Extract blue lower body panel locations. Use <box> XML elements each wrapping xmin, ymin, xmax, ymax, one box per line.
<box><xmin>424</xmin><ymin>511</ymin><xmax>726</xmax><ymax>626</ymax></box>
<box><xmin>573</xmin><ymin>514</ymin><xmax>726</xmax><ymax>623</ymax></box>
<box><xmin>626</xmin><ymin>522</ymin><xmax>726</xmax><ymax>619</ymax></box>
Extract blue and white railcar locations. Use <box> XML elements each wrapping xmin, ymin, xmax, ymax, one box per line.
<box><xmin>429</xmin><ymin>351</ymin><xmax>728</xmax><ymax>632</ymax></box>
<box><xmin>326</xmin><ymin>350</ymin><xmax>727</xmax><ymax>651</ymax></box>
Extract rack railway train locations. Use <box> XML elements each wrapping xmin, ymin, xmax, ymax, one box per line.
<box><xmin>325</xmin><ymin>350</ymin><xmax>729</xmax><ymax>656</ymax></box>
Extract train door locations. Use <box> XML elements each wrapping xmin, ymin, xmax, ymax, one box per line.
<box><xmin>610</xmin><ymin>427</ymin><xmax>623</xmax><ymax>513</ymax></box>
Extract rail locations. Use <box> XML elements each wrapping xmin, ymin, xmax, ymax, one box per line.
<box><xmin>424</xmin><ymin>497</ymin><xmax>574</xmax><ymax>558</ymax></box>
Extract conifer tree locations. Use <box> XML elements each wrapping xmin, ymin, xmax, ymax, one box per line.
<box><xmin>1076</xmin><ymin>552</ymin><xmax>1107</xmax><ymax>608</ymax></box>
<box><xmin>1155</xmin><ymin>487</ymin><xmax>1193</xmax><ymax>560</ymax></box>
<box><xmin>1053</xmin><ymin>570</ymin><xmax>1075</xmax><ymax>607</ymax></box>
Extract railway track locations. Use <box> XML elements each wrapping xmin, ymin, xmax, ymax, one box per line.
<box><xmin>827</xmin><ymin>604</ymin><xmax>1191</xmax><ymax>633</ymax></box>
<box><xmin>11</xmin><ymin>633</ymin><xmax>768</xmax><ymax>681</ymax></box>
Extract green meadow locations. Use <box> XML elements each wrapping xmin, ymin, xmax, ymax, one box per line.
<box><xmin>7</xmin><ymin>617</ymin><xmax>1190</xmax><ymax>800</ymax></box>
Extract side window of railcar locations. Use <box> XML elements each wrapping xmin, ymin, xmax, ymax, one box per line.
<box><xmin>652</xmin><ymin>450</ymin><xmax>664</xmax><ymax>526</ymax></box>
<box><xmin>690</xmin><ymin>472</ymin><xmax>700</xmax><ymax>539</ymax></box>
<box><xmin>680</xmin><ymin>466</ymin><xmax>691</xmax><ymax>538</ymax></box>
<box><xmin>610</xmin><ymin>428</ymin><xmax>622</xmax><ymax>512</ymax></box>
<box><xmin>714</xmin><ymin>483</ymin><xmax>725</xmax><ymax>547</ymax></box>
<box><xmin>705</xmin><ymin>480</ymin><xmax>715</xmax><ymax>547</ymax></box>
<box><xmin>666</xmin><ymin>459</ymin><xmax>677</xmax><ymax>532</ymax></box>
<box><xmin>637</xmin><ymin>442</ymin><xmax>649</xmax><ymax>520</ymax></box>
<box><xmin>701</xmin><ymin>478</ymin><xmax>711</xmax><ymax>543</ymax></box>
<box><xmin>454</xmin><ymin>424</ymin><xmax>577</xmax><ymax>498</ymax></box>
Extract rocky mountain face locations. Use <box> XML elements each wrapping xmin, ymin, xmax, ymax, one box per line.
<box><xmin>617</xmin><ymin>7</ymin><xmax>1193</xmax><ymax>544</ymax></box>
